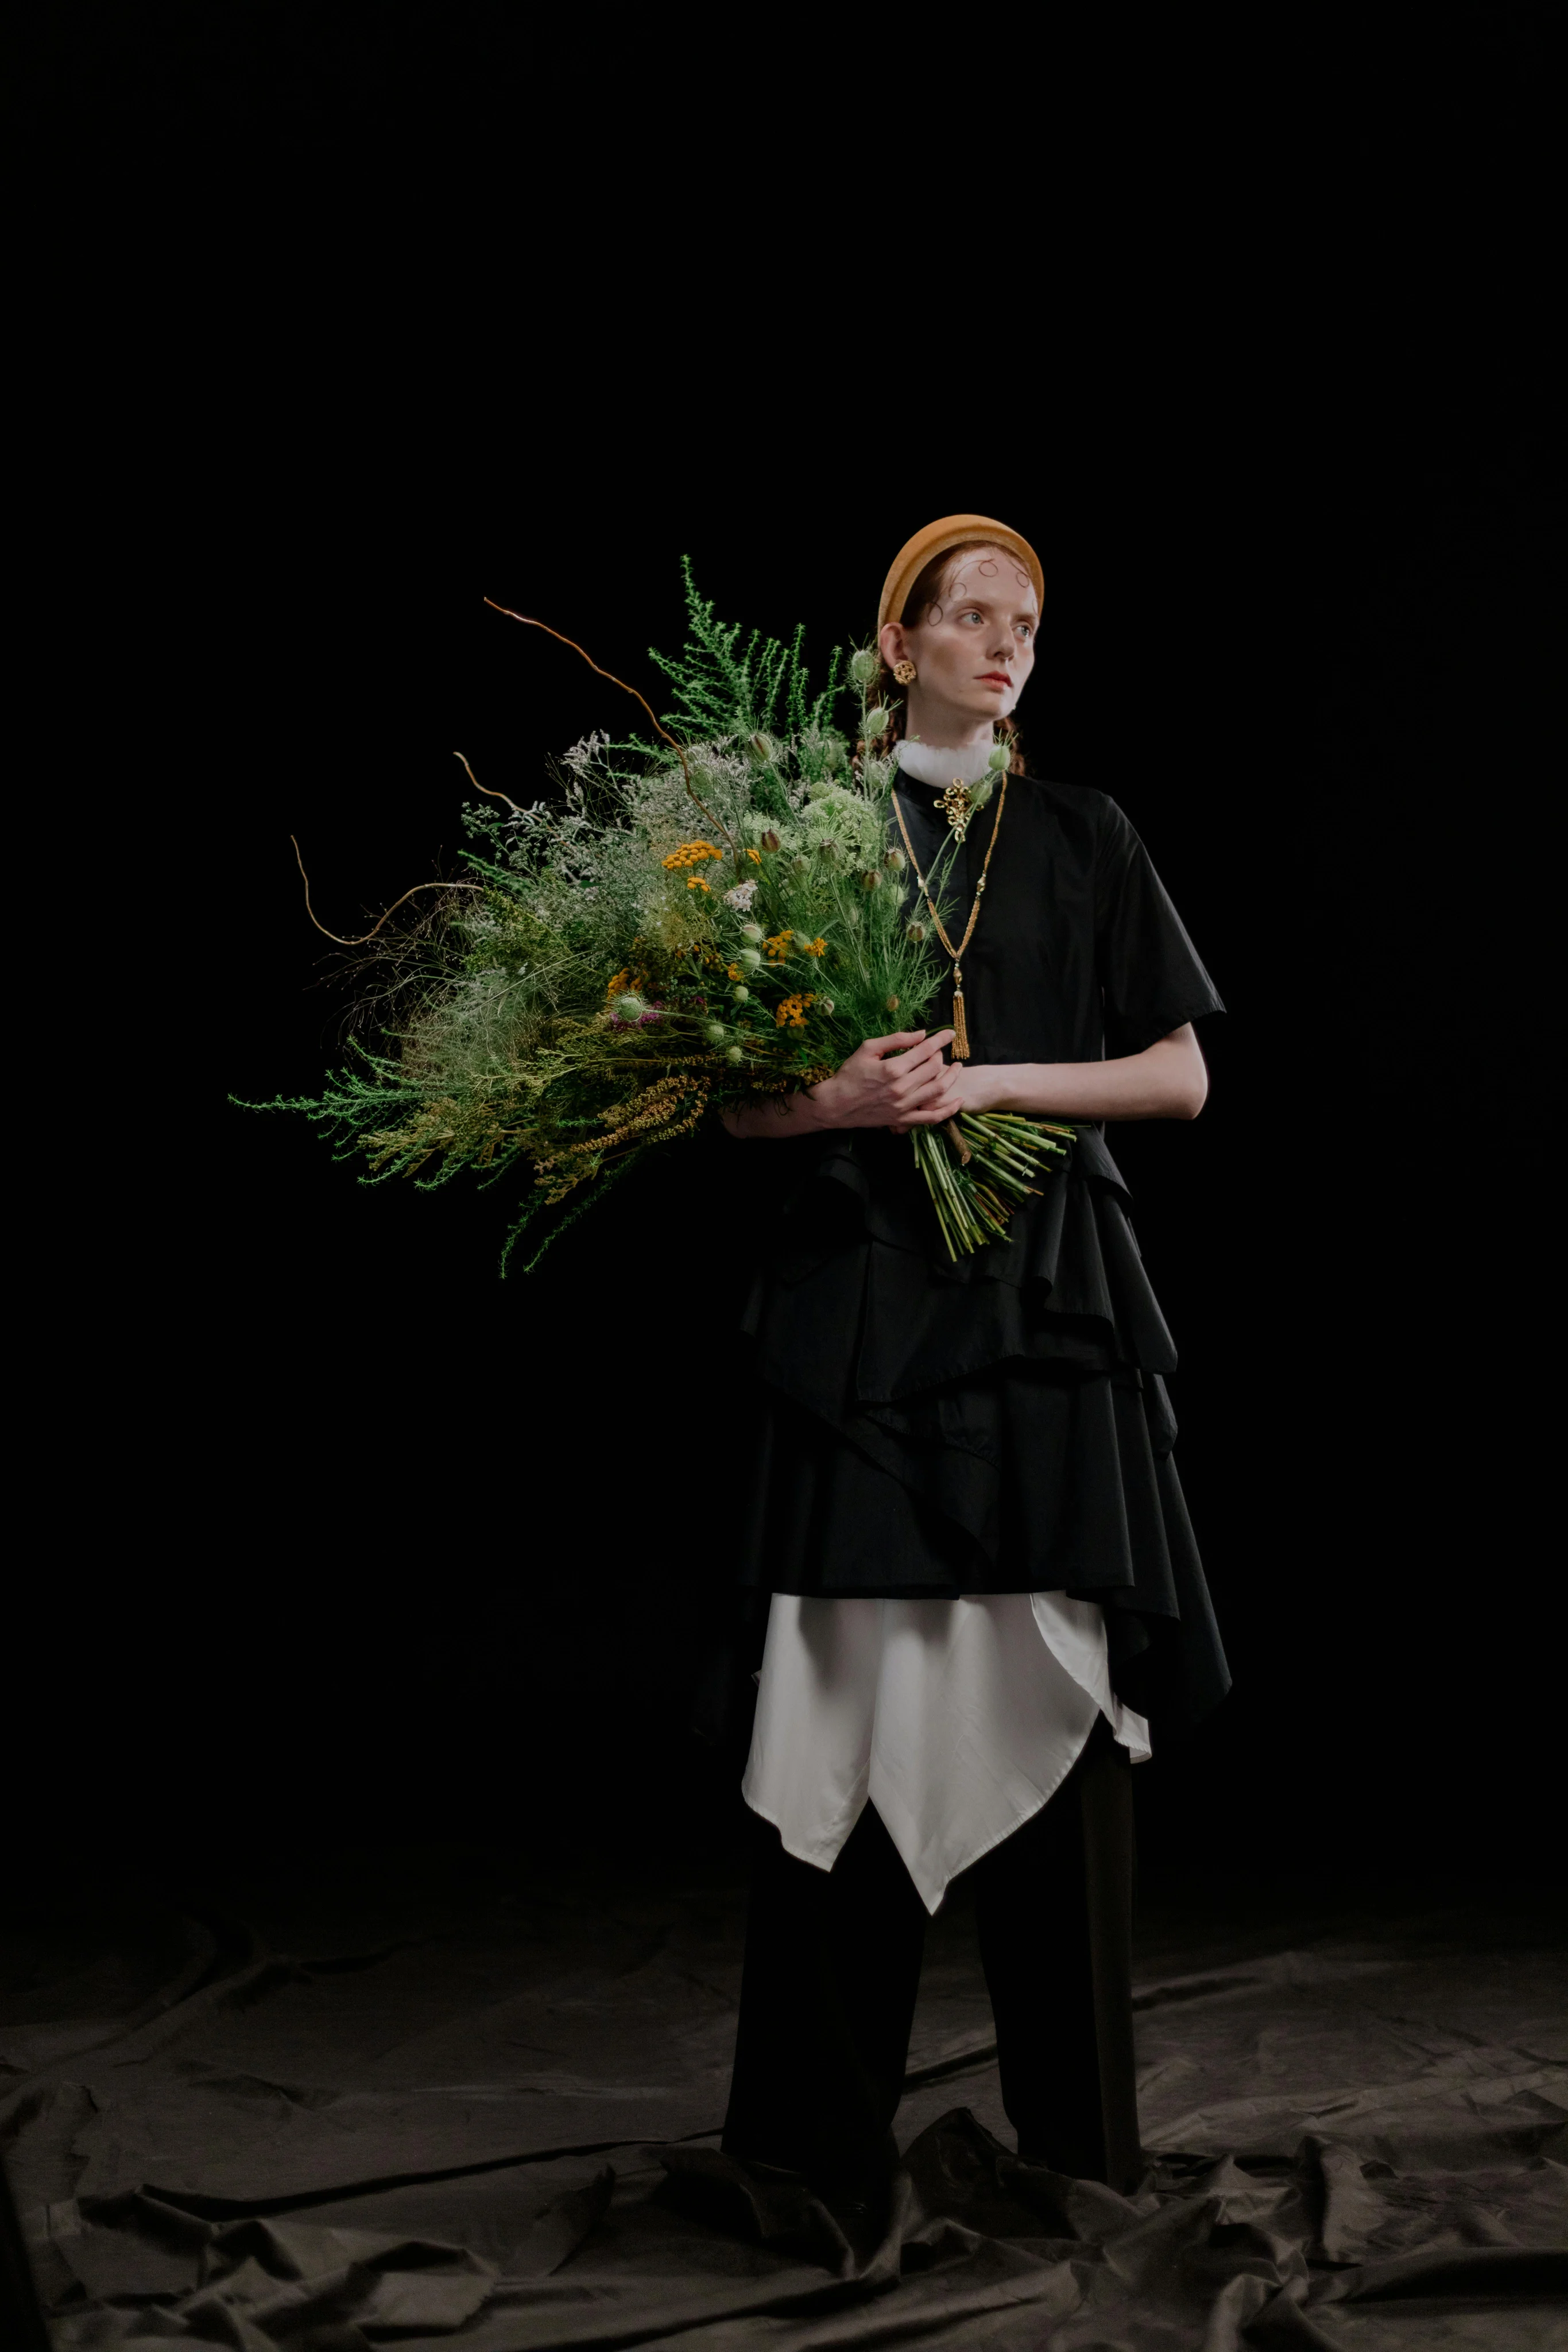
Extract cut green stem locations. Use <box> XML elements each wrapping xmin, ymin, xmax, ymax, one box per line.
<box><xmin>909</xmin><ymin>1113</ymin><xmax>1075</xmax><ymax>1259</ymax></box>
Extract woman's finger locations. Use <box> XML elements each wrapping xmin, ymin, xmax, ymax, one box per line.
<box><xmin>900</xmin><ymin>1063</ymin><xmax>957</xmax><ymax>1104</ymax></box>
<box><xmin>912</xmin><ymin>1028</ymin><xmax>956</xmax><ymax>1061</ymax></box>
<box><xmin>917</xmin><ymin>1077</ymin><xmax>966</xmax><ymax>1113</ymax></box>
<box><xmin>908</xmin><ymin>1036</ymin><xmax>954</xmax><ymax>1073</ymax></box>
<box><xmin>887</xmin><ymin>1038</ymin><xmax>953</xmax><ymax>1087</ymax></box>
<box><xmin>893</xmin><ymin>1093</ymin><xmax>963</xmax><ymax>1130</ymax></box>
<box><xmin>873</xmin><ymin>1028</ymin><xmax>953</xmax><ymax>1066</ymax></box>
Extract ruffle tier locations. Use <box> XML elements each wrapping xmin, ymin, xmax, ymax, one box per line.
<box><xmin>736</xmin><ymin>1129</ymin><xmax>1230</xmax><ymax>1738</ymax></box>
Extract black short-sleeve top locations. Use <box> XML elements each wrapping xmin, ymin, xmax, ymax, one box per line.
<box><xmin>891</xmin><ymin>768</ymin><xmax>1224</xmax><ymax>1067</ymax></box>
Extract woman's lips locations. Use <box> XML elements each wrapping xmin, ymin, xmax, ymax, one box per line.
<box><xmin>978</xmin><ymin>672</ymin><xmax>1011</xmax><ymax>686</ymax></box>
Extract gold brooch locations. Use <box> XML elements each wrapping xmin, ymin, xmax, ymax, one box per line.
<box><xmin>938</xmin><ymin>782</ymin><xmax>974</xmax><ymax>839</ymax></box>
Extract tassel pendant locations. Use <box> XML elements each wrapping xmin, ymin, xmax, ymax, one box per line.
<box><xmin>889</xmin><ymin>784</ymin><xmax>1006</xmax><ymax>1076</ymax></box>
<box><xmin>951</xmin><ymin>973</ymin><xmax>970</xmax><ymax>1061</ymax></box>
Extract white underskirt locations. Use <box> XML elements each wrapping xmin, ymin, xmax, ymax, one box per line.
<box><xmin>742</xmin><ymin>1593</ymin><xmax>1152</xmax><ymax>1914</ymax></box>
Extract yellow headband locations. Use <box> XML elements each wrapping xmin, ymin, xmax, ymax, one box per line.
<box><xmin>877</xmin><ymin>514</ymin><xmax>1044</xmax><ymax>635</ymax></box>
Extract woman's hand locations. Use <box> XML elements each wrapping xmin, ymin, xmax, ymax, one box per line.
<box><xmin>806</xmin><ymin>1028</ymin><xmax>961</xmax><ymax>1131</ymax></box>
<box><xmin>886</xmin><ymin>1058</ymin><xmax>1001</xmax><ymax>1134</ymax></box>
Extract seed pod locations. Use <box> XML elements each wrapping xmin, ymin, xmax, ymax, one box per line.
<box><xmin>970</xmin><ymin>779</ymin><xmax>994</xmax><ymax>808</ymax></box>
<box><xmin>906</xmin><ymin>920</ymin><xmax>927</xmax><ymax>943</ymax></box>
<box><xmin>726</xmin><ymin>1045</ymin><xmax>746</xmax><ymax>1064</ymax></box>
<box><xmin>731</xmin><ymin>984</ymin><xmax>750</xmax><ymax>1003</ymax></box>
<box><xmin>885</xmin><ymin>995</ymin><xmax>900</xmax><ymax>1012</ymax></box>
<box><xmin>860</xmin><ymin>869</ymin><xmax>881</xmax><ymax>891</ymax></box>
<box><xmin>864</xmin><ymin>706</ymin><xmax>890</xmax><ymax>736</ymax></box>
<box><xmin>615</xmin><ymin>995</ymin><xmax>646</xmax><ymax>1022</ymax></box>
<box><xmin>884</xmin><ymin>847</ymin><xmax>907</xmax><ymax>871</ymax></box>
<box><xmin>749</xmin><ymin>732</ymin><xmax>776</xmax><ymax>763</ymax></box>
<box><xmin>738</xmin><ymin>947</ymin><xmax>761</xmax><ymax>972</ymax></box>
<box><xmin>987</xmin><ymin>743</ymin><xmax>1011</xmax><ymax>772</ymax></box>
<box><xmin>704</xmin><ymin>1022</ymin><xmax>727</xmax><ymax>1045</ymax></box>
<box><xmin>740</xmin><ymin>921</ymin><xmax>764</xmax><ymax>943</ymax></box>
<box><xmin>849</xmin><ymin>648</ymin><xmax>879</xmax><ymax>686</ymax></box>
<box><xmin>761</xmin><ymin>829</ymin><xmax>781</xmax><ymax>852</ymax></box>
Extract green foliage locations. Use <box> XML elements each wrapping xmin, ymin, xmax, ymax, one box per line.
<box><xmin>256</xmin><ymin>569</ymin><xmax>1044</xmax><ymax>1273</ymax></box>
<box><xmin>646</xmin><ymin>557</ymin><xmax>846</xmax><ymax>744</ymax></box>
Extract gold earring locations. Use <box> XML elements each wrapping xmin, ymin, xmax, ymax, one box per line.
<box><xmin>893</xmin><ymin>658</ymin><xmax>917</xmax><ymax>685</ymax></box>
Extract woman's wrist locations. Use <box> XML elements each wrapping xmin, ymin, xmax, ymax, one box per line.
<box><xmin>791</xmin><ymin>1084</ymin><xmax>836</xmax><ymax>1131</ymax></box>
<box><xmin>953</xmin><ymin>1063</ymin><xmax>1004</xmax><ymax>1115</ymax></box>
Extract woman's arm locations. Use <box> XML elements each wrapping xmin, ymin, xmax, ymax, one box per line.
<box><xmin>945</xmin><ymin>1024</ymin><xmax>1209</xmax><ymax>1123</ymax></box>
<box><xmin>723</xmin><ymin>1023</ymin><xmax>1207</xmax><ymax>1138</ymax></box>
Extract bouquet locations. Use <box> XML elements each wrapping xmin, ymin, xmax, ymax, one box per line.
<box><xmin>266</xmin><ymin>567</ymin><xmax>1073</xmax><ymax>1272</ymax></box>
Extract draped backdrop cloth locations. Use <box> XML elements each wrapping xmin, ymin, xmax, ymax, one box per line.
<box><xmin>743</xmin><ymin>1589</ymin><xmax>1151</xmax><ymax>1913</ymax></box>
<box><xmin>734</xmin><ymin>758</ymin><xmax>1232</xmax><ymax>1771</ymax></box>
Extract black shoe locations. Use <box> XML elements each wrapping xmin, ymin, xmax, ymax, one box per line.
<box><xmin>810</xmin><ymin>2130</ymin><xmax>899</xmax><ymax>2258</ymax></box>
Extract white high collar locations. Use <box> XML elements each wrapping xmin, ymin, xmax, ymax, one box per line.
<box><xmin>894</xmin><ymin>737</ymin><xmax>998</xmax><ymax>787</ymax></box>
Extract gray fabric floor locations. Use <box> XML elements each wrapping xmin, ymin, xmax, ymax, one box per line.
<box><xmin>3</xmin><ymin>1856</ymin><xmax>1563</xmax><ymax>2349</ymax></box>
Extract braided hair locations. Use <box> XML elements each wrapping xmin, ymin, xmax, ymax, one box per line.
<box><xmin>868</xmin><ymin>540</ymin><xmax>1028</xmax><ymax>776</ymax></box>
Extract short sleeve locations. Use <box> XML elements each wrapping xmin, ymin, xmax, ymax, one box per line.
<box><xmin>1094</xmin><ymin>800</ymin><xmax>1225</xmax><ymax>1057</ymax></box>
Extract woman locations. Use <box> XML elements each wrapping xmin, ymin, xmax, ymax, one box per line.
<box><xmin>717</xmin><ymin>517</ymin><xmax>1228</xmax><ymax>2221</ymax></box>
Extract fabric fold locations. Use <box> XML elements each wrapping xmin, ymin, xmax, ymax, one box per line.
<box><xmin>737</xmin><ymin>1142</ymin><xmax>1226</xmax><ymax>1737</ymax></box>
<box><xmin>743</xmin><ymin>1591</ymin><xmax>1144</xmax><ymax>1913</ymax></box>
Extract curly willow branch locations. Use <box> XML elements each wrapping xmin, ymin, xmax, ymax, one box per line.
<box><xmin>291</xmin><ymin>835</ymin><xmax>480</xmax><ymax>947</ymax></box>
<box><xmin>482</xmin><ymin>598</ymin><xmax>735</xmax><ymax>850</ymax></box>
<box><xmin>453</xmin><ymin>750</ymin><xmax>524</xmax><ymax>814</ymax></box>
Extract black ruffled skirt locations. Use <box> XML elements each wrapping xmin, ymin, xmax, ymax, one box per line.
<box><xmin>735</xmin><ymin>1127</ymin><xmax>1230</xmax><ymax>1739</ymax></box>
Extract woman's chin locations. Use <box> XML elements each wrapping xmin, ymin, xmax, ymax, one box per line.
<box><xmin>938</xmin><ymin>695</ymin><xmax>1010</xmax><ymax>722</ymax></box>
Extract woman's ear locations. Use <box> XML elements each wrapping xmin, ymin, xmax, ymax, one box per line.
<box><xmin>878</xmin><ymin>620</ymin><xmax>908</xmax><ymax>670</ymax></box>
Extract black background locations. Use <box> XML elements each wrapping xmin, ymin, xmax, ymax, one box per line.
<box><xmin>19</xmin><ymin>6</ymin><xmax>1558</xmax><ymax>1901</ymax></box>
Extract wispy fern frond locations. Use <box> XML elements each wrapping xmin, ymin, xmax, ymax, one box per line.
<box><xmin>646</xmin><ymin>557</ymin><xmax>846</xmax><ymax>742</ymax></box>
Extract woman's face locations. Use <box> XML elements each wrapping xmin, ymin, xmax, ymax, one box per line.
<box><xmin>880</xmin><ymin>546</ymin><xmax>1039</xmax><ymax>733</ymax></box>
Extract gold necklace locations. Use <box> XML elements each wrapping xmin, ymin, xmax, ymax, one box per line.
<box><xmin>892</xmin><ymin>776</ymin><xmax>1008</xmax><ymax>1062</ymax></box>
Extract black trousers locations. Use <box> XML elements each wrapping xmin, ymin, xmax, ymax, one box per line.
<box><xmin>722</xmin><ymin>1717</ymin><xmax>1139</xmax><ymax>2193</ymax></box>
